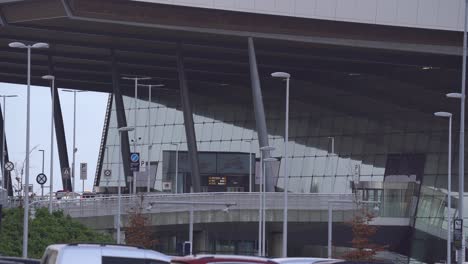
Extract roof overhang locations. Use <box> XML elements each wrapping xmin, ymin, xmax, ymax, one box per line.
<box><xmin>0</xmin><ymin>0</ymin><xmax>463</xmax><ymax>116</ymax></box>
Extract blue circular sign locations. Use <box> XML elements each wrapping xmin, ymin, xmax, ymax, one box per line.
<box><xmin>130</xmin><ymin>153</ymin><xmax>140</xmax><ymax>162</ymax></box>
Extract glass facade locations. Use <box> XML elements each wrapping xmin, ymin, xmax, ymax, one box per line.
<box><xmin>96</xmin><ymin>85</ymin><xmax>468</xmax><ymax>262</ymax></box>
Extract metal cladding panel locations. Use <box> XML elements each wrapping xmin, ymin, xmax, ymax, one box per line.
<box><xmin>132</xmin><ymin>0</ymin><xmax>464</xmax><ymax>32</ymax></box>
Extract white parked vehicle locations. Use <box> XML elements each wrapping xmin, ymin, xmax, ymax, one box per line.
<box><xmin>272</xmin><ymin>258</ymin><xmax>342</xmax><ymax>264</ymax></box>
<box><xmin>40</xmin><ymin>244</ymin><xmax>171</xmax><ymax>264</ymax></box>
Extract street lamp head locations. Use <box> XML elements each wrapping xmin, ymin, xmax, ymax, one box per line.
<box><xmin>434</xmin><ymin>112</ymin><xmax>452</xmax><ymax>118</ymax></box>
<box><xmin>447</xmin><ymin>93</ymin><xmax>463</xmax><ymax>99</ymax></box>
<box><xmin>118</xmin><ymin>126</ymin><xmax>135</xmax><ymax>132</ymax></box>
<box><xmin>122</xmin><ymin>76</ymin><xmax>152</xmax><ymax>81</ymax></box>
<box><xmin>8</xmin><ymin>42</ymin><xmax>27</xmax><ymax>49</ymax></box>
<box><xmin>139</xmin><ymin>84</ymin><xmax>165</xmax><ymax>88</ymax></box>
<box><xmin>260</xmin><ymin>146</ymin><xmax>275</xmax><ymax>151</ymax></box>
<box><xmin>42</xmin><ymin>75</ymin><xmax>55</xmax><ymax>80</ymax></box>
<box><xmin>31</xmin><ymin>42</ymin><xmax>49</xmax><ymax>49</ymax></box>
<box><xmin>271</xmin><ymin>72</ymin><xmax>291</xmax><ymax>79</ymax></box>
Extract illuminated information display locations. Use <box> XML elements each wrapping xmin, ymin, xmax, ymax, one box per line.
<box><xmin>208</xmin><ymin>176</ymin><xmax>227</xmax><ymax>186</ymax></box>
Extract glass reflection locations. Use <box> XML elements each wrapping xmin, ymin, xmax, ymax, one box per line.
<box><xmin>97</xmin><ymin>85</ymin><xmax>463</xmax><ymax>252</ymax></box>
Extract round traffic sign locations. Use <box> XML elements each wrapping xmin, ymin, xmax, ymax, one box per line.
<box><xmin>4</xmin><ymin>161</ymin><xmax>14</xmax><ymax>171</ymax></box>
<box><xmin>104</xmin><ymin>169</ymin><xmax>112</xmax><ymax>177</ymax></box>
<box><xmin>36</xmin><ymin>173</ymin><xmax>47</xmax><ymax>185</ymax></box>
<box><xmin>130</xmin><ymin>153</ymin><xmax>139</xmax><ymax>162</ymax></box>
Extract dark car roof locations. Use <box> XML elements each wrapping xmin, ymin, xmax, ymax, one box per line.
<box><xmin>0</xmin><ymin>257</ymin><xmax>40</xmax><ymax>264</ymax></box>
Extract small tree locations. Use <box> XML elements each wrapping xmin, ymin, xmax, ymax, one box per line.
<box><xmin>0</xmin><ymin>207</ymin><xmax>113</xmax><ymax>258</ymax></box>
<box><xmin>125</xmin><ymin>196</ymin><xmax>156</xmax><ymax>248</ymax></box>
<box><xmin>341</xmin><ymin>209</ymin><xmax>385</xmax><ymax>261</ymax></box>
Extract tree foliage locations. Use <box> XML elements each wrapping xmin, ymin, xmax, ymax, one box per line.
<box><xmin>0</xmin><ymin>207</ymin><xmax>113</xmax><ymax>259</ymax></box>
<box><xmin>125</xmin><ymin>197</ymin><xmax>156</xmax><ymax>249</ymax></box>
<box><xmin>341</xmin><ymin>209</ymin><xmax>385</xmax><ymax>261</ymax></box>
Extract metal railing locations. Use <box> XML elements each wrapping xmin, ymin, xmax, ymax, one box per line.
<box><xmin>25</xmin><ymin>192</ymin><xmax>358</xmax><ymax>218</ymax></box>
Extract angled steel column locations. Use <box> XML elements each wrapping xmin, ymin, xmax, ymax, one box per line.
<box><xmin>0</xmin><ymin>105</ymin><xmax>12</xmax><ymax>196</ymax></box>
<box><xmin>176</xmin><ymin>43</ymin><xmax>201</xmax><ymax>193</ymax></box>
<box><xmin>49</xmin><ymin>57</ymin><xmax>72</xmax><ymax>191</ymax></box>
<box><xmin>111</xmin><ymin>50</ymin><xmax>132</xmax><ymax>189</ymax></box>
<box><xmin>248</xmin><ymin>37</ymin><xmax>274</xmax><ymax>191</ymax></box>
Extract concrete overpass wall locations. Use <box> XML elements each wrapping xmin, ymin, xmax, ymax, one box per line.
<box><xmin>133</xmin><ymin>0</ymin><xmax>464</xmax><ymax>32</ymax></box>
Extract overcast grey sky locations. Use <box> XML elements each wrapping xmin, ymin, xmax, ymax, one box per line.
<box><xmin>0</xmin><ymin>82</ymin><xmax>108</xmax><ymax>195</ymax></box>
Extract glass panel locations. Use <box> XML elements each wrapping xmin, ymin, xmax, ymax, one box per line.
<box><xmin>313</xmin><ymin>156</ymin><xmax>327</xmax><ymax>176</ymax></box>
<box><xmin>210</xmin><ymin>141</ymin><xmax>221</xmax><ymax>151</ymax></box>
<box><xmin>403</xmin><ymin>133</ymin><xmax>417</xmax><ymax>153</ymax></box>
<box><xmin>333</xmin><ymin>176</ymin><xmax>349</xmax><ymax>193</ymax></box>
<box><xmin>325</xmin><ymin>155</ymin><xmax>338</xmax><ymax>177</ymax></box>
<box><xmin>163</xmin><ymin>126</ymin><xmax>173</xmax><ymax>143</ymax></box>
<box><xmin>336</xmin><ymin>157</ymin><xmax>350</xmax><ymax>176</ymax></box>
<box><xmin>155</xmin><ymin>107</ymin><xmax>167</xmax><ymax>126</ymax></box>
<box><xmin>290</xmin><ymin>157</ymin><xmax>303</xmax><ymax>176</ymax></box>
<box><xmin>320</xmin><ymin>176</ymin><xmax>332</xmax><ymax>193</ymax></box>
<box><xmin>429</xmin><ymin>132</ymin><xmax>443</xmax><ymax>152</ymax></box>
<box><xmin>212</xmin><ymin>123</ymin><xmax>223</xmax><ymax>141</ymax></box>
<box><xmin>199</xmin><ymin>153</ymin><xmax>217</xmax><ymax>174</ymax></box>
<box><xmin>194</xmin><ymin>123</ymin><xmax>203</xmax><ymax>141</ymax></box>
<box><xmin>295</xmin><ymin>117</ymin><xmax>309</xmax><ymax>137</ymax></box>
<box><xmin>221</xmin><ymin>124</ymin><xmax>233</xmax><ymax>140</ymax></box>
<box><xmin>231</xmin><ymin>123</ymin><xmax>244</xmax><ymax>141</ymax></box>
<box><xmin>302</xmin><ymin>157</ymin><xmax>315</xmax><ymax>177</ymax></box>
<box><xmin>293</xmin><ymin>140</ymin><xmax>306</xmax><ymax>157</ymax></box>
<box><xmin>201</xmin><ymin>122</ymin><xmax>213</xmax><ymax>141</ymax></box>
<box><xmin>351</xmin><ymin>137</ymin><xmax>364</xmax><ymax>155</ymax></box>
<box><xmin>217</xmin><ymin>153</ymin><xmax>250</xmax><ymax>174</ymax></box>
<box><xmin>424</xmin><ymin>154</ymin><xmax>440</xmax><ymax>176</ymax></box>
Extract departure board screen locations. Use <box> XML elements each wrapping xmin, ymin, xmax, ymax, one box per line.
<box><xmin>208</xmin><ymin>176</ymin><xmax>227</xmax><ymax>186</ymax></box>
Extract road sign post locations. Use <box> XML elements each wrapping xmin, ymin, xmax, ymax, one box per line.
<box><xmin>36</xmin><ymin>173</ymin><xmax>47</xmax><ymax>197</ymax></box>
<box><xmin>130</xmin><ymin>153</ymin><xmax>140</xmax><ymax>194</ymax></box>
<box><xmin>454</xmin><ymin>218</ymin><xmax>463</xmax><ymax>250</ymax></box>
<box><xmin>62</xmin><ymin>168</ymin><xmax>71</xmax><ymax>191</ymax></box>
<box><xmin>80</xmin><ymin>163</ymin><xmax>87</xmax><ymax>193</ymax></box>
<box><xmin>130</xmin><ymin>153</ymin><xmax>140</xmax><ymax>172</ymax></box>
<box><xmin>4</xmin><ymin>161</ymin><xmax>14</xmax><ymax>172</ymax></box>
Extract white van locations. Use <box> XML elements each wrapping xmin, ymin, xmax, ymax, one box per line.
<box><xmin>40</xmin><ymin>244</ymin><xmax>171</xmax><ymax>264</ymax></box>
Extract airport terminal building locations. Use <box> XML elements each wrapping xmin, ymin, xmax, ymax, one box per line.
<box><xmin>0</xmin><ymin>0</ymin><xmax>466</xmax><ymax>262</ymax></box>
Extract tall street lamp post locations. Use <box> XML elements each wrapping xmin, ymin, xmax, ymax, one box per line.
<box><xmin>271</xmin><ymin>71</ymin><xmax>291</xmax><ymax>257</ymax></box>
<box><xmin>447</xmin><ymin>92</ymin><xmax>465</xmax><ymax>262</ymax></box>
<box><xmin>454</xmin><ymin>1</ymin><xmax>468</xmax><ymax>261</ymax></box>
<box><xmin>171</xmin><ymin>143</ymin><xmax>180</xmax><ymax>194</ymax></box>
<box><xmin>0</xmin><ymin>94</ymin><xmax>18</xmax><ymax>189</ymax></box>
<box><xmin>42</xmin><ymin>75</ymin><xmax>55</xmax><ymax>213</ymax></box>
<box><xmin>122</xmin><ymin>76</ymin><xmax>151</xmax><ymax>195</ymax></box>
<box><xmin>262</xmin><ymin>157</ymin><xmax>277</xmax><ymax>256</ymax></box>
<box><xmin>117</xmin><ymin>126</ymin><xmax>134</xmax><ymax>244</ymax></box>
<box><xmin>9</xmin><ymin>41</ymin><xmax>49</xmax><ymax>258</ymax></box>
<box><xmin>245</xmin><ymin>140</ymin><xmax>254</xmax><ymax>192</ymax></box>
<box><xmin>435</xmin><ymin>111</ymin><xmax>453</xmax><ymax>264</ymax></box>
<box><xmin>62</xmin><ymin>89</ymin><xmax>87</xmax><ymax>195</ymax></box>
<box><xmin>138</xmin><ymin>84</ymin><xmax>164</xmax><ymax>193</ymax></box>
<box><xmin>258</xmin><ymin>146</ymin><xmax>274</xmax><ymax>255</ymax></box>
